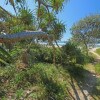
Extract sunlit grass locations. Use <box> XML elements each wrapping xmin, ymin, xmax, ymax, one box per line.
<box><xmin>95</xmin><ymin>63</ymin><xmax>100</xmax><ymax>74</ymax></box>
<box><xmin>96</xmin><ymin>48</ymin><xmax>100</xmax><ymax>55</ymax></box>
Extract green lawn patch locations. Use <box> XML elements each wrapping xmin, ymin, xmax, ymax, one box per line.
<box><xmin>96</xmin><ymin>48</ymin><xmax>100</xmax><ymax>55</ymax></box>
<box><xmin>95</xmin><ymin>63</ymin><xmax>100</xmax><ymax>74</ymax></box>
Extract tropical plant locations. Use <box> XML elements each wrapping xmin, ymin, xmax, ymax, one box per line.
<box><xmin>0</xmin><ymin>0</ymin><xmax>67</xmax><ymax>65</ymax></box>
<box><xmin>5</xmin><ymin>0</ymin><xmax>66</xmax><ymax>13</ymax></box>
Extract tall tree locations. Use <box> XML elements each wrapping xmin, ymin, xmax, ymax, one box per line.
<box><xmin>71</xmin><ymin>14</ymin><xmax>100</xmax><ymax>55</ymax></box>
<box><xmin>1</xmin><ymin>0</ymin><xmax>67</xmax><ymax>37</ymax></box>
<box><xmin>5</xmin><ymin>0</ymin><xmax>66</xmax><ymax>13</ymax></box>
<box><xmin>1</xmin><ymin>0</ymin><xmax>67</xmax><ymax>64</ymax></box>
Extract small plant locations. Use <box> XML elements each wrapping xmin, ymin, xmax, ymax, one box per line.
<box><xmin>15</xmin><ymin>89</ymin><xmax>24</xmax><ymax>99</ymax></box>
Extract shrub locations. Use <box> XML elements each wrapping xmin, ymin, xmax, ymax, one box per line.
<box><xmin>83</xmin><ymin>55</ymin><xmax>94</xmax><ymax>64</ymax></box>
<box><xmin>62</xmin><ymin>42</ymin><xmax>85</xmax><ymax>65</ymax></box>
<box><xmin>30</xmin><ymin>45</ymin><xmax>61</xmax><ymax>64</ymax></box>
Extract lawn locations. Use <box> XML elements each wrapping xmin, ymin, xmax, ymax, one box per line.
<box><xmin>96</xmin><ymin>48</ymin><xmax>100</xmax><ymax>55</ymax></box>
<box><xmin>95</xmin><ymin>63</ymin><xmax>100</xmax><ymax>75</ymax></box>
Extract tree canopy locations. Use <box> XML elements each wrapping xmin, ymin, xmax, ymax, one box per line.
<box><xmin>71</xmin><ymin>14</ymin><xmax>100</xmax><ymax>50</ymax></box>
<box><xmin>0</xmin><ymin>0</ymin><xmax>67</xmax><ymax>64</ymax></box>
<box><xmin>0</xmin><ymin>0</ymin><xmax>67</xmax><ymax>41</ymax></box>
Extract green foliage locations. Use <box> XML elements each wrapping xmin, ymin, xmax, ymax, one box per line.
<box><xmin>0</xmin><ymin>63</ymin><xmax>70</xmax><ymax>99</ymax></box>
<box><xmin>5</xmin><ymin>0</ymin><xmax>66</xmax><ymax>14</ymax></box>
<box><xmin>84</xmin><ymin>55</ymin><xmax>94</xmax><ymax>63</ymax></box>
<box><xmin>29</xmin><ymin>44</ymin><xmax>61</xmax><ymax>64</ymax></box>
<box><xmin>71</xmin><ymin>14</ymin><xmax>100</xmax><ymax>50</ymax></box>
<box><xmin>0</xmin><ymin>46</ymin><xmax>12</xmax><ymax>65</ymax></box>
<box><xmin>38</xmin><ymin>10</ymin><xmax>66</xmax><ymax>41</ymax></box>
<box><xmin>10</xmin><ymin>43</ymin><xmax>23</xmax><ymax>58</ymax></box>
<box><xmin>62</xmin><ymin>42</ymin><xmax>85</xmax><ymax>65</ymax></box>
<box><xmin>33</xmin><ymin>63</ymin><xmax>69</xmax><ymax>100</ymax></box>
<box><xmin>95</xmin><ymin>63</ymin><xmax>100</xmax><ymax>74</ymax></box>
<box><xmin>35</xmin><ymin>0</ymin><xmax>66</xmax><ymax>13</ymax></box>
<box><xmin>50</xmin><ymin>20</ymin><xmax>66</xmax><ymax>40</ymax></box>
<box><xmin>10</xmin><ymin>42</ymin><xmax>88</xmax><ymax>66</ymax></box>
<box><xmin>29</xmin><ymin>42</ymin><xmax>91</xmax><ymax>66</ymax></box>
<box><xmin>1</xmin><ymin>0</ymin><xmax>66</xmax><ymax>45</ymax></box>
<box><xmin>39</xmin><ymin>47</ymin><xmax>54</xmax><ymax>63</ymax></box>
<box><xmin>18</xmin><ymin>8</ymin><xmax>34</xmax><ymax>26</ymax></box>
<box><xmin>15</xmin><ymin>89</ymin><xmax>24</xmax><ymax>99</ymax></box>
<box><xmin>6</xmin><ymin>8</ymin><xmax>36</xmax><ymax>34</ymax></box>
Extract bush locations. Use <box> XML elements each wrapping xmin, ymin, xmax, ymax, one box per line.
<box><xmin>30</xmin><ymin>45</ymin><xmax>61</xmax><ymax>64</ymax></box>
<box><xmin>30</xmin><ymin>42</ymin><xmax>88</xmax><ymax>66</ymax></box>
<box><xmin>32</xmin><ymin>63</ymin><xmax>69</xmax><ymax>100</ymax></box>
<box><xmin>83</xmin><ymin>55</ymin><xmax>94</xmax><ymax>64</ymax></box>
<box><xmin>95</xmin><ymin>63</ymin><xmax>100</xmax><ymax>74</ymax></box>
<box><xmin>62</xmin><ymin>42</ymin><xmax>85</xmax><ymax>65</ymax></box>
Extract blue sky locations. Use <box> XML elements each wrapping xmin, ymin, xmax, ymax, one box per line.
<box><xmin>1</xmin><ymin>0</ymin><xmax>100</xmax><ymax>41</ymax></box>
<box><xmin>58</xmin><ymin>0</ymin><xmax>100</xmax><ymax>41</ymax></box>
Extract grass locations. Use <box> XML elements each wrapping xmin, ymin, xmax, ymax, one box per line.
<box><xmin>92</xmin><ymin>77</ymin><xmax>100</xmax><ymax>100</ymax></box>
<box><xmin>0</xmin><ymin>63</ymin><xmax>71</xmax><ymax>100</ymax></box>
<box><xmin>0</xmin><ymin>62</ymin><xmax>87</xmax><ymax>100</ymax></box>
<box><xmin>0</xmin><ymin>47</ymin><xmax>99</xmax><ymax>99</ymax></box>
<box><xmin>96</xmin><ymin>48</ymin><xmax>100</xmax><ymax>55</ymax></box>
<box><xmin>84</xmin><ymin>63</ymin><xmax>100</xmax><ymax>99</ymax></box>
<box><xmin>95</xmin><ymin>63</ymin><xmax>100</xmax><ymax>75</ymax></box>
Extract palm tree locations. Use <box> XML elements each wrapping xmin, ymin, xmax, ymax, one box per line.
<box><xmin>51</xmin><ymin>20</ymin><xmax>66</xmax><ymax>64</ymax></box>
<box><xmin>0</xmin><ymin>6</ymin><xmax>14</xmax><ymax>65</ymax></box>
<box><xmin>5</xmin><ymin>0</ymin><xmax>66</xmax><ymax>13</ymax></box>
<box><xmin>0</xmin><ymin>0</ymin><xmax>66</xmax><ymax>65</ymax></box>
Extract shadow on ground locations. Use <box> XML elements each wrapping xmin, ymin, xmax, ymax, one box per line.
<box><xmin>63</xmin><ymin>64</ymin><xmax>100</xmax><ymax>100</ymax></box>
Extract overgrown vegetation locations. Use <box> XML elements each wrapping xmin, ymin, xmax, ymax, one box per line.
<box><xmin>0</xmin><ymin>63</ymin><xmax>71</xmax><ymax>99</ymax></box>
<box><xmin>95</xmin><ymin>63</ymin><xmax>100</xmax><ymax>75</ymax></box>
<box><xmin>0</xmin><ymin>42</ymin><xmax>90</xmax><ymax>99</ymax></box>
<box><xmin>0</xmin><ymin>0</ymin><xmax>100</xmax><ymax>99</ymax></box>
